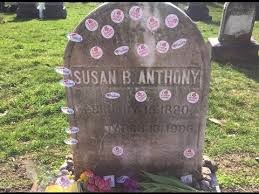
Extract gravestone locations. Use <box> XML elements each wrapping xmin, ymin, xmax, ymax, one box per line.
<box><xmin>0</xmin><ymin>2</ymin><xmax>5</xmax><ymax>12</ymax></box>
<box><xmin>255</xmin><ymin>3</ymin><xmax>259</xmax><ymax>21</ymax></box>
<box><xmin>62</xmin><ymin>2</ymin><xmax>211</xmax><ymax>180</ymax></box>
<box><xmin>16</xmin><ymin>2</ymin><xmax>38</xmax><ymax>19</ymax></box>
<box><xmin>184</xmin><ymin>2</ymin><xmax>212</xmax><ymax>22</ymax></box>
<box><xmin>43</xmin><ymin>2</ymin><xmax>67</xmax><ymax>19</ymax></box>
<box><xmin>209</xmin><ymin>2</ymin><xmax>259</xmax><ymax>63</ymax></box>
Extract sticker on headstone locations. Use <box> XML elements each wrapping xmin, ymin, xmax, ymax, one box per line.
<box><xmin>64</xmin><ymin>138</ymin><xmax>78</xmax><ymax>145</ymax></box>
<box><xmin>112</xmin><ymin>146</ymin><xmax>123</xmax><ymax>156</ymax></box>
<box><xmin>159</xmin><ymin>89</ymin><xmax>172</xmax><ymax>101</ymax></box>
<box><xmin>61</xmin><ymin>107</ymin><xmax>74</xmax><ymax>115</ymax></box>
<box><xmin>65</xmin><ymin>127</ymin><xmax>80</xmax><ymax>134</ymax></box>
<box><xmin>85</xmin><ymin>18</ymin><xmax>98</xmax><ymax>31</ymax></box>
<box><xmin>90</xmin><ymin>46</ymin><xmax>103</xmax><ymax>59</ymax></box>
<box><xmin>147</xmin><ymin>16</ymin><xmax>160</xmax><ymax>31</ymax></box>
<box><xmin>183</xmin><ymin>148</ymin><xmax>195</xmax><ymax>158</ymax></box>
<box><xmin>180</xmin><ymin>174</ymin><xmax>193</xmax><ymax>184</ymax></box>
<box><xmin>59</xmin><ymin>79</ymin><xmax>75</xmax><ymax>88</ymax></box>
<box><xmin>55</xmin><ymin>67</ymin><xmax>71</xmax><ymax>75</ymax></box>
<box><xmin>111</xmin><ymin>9</ymin><xmax>124</xmax><ymax>23</ymax></box>
<box><xmin>135</xmin><ymin>91</ymin><xmax>147</xmax><ymax>102</ymax></box>
<box><xmin>116</xmin><ymin>176</ymin><xmax>129</xmax><ymax>184</ymax></box>
<box><xmin>187</xmin><ymin>92</ymin><xmax>199</xmax><ymax>104</ymax></box>
<box><xmin>114</xmin><ymin>46</ymin><xmax>129</xmax><ymax>56</ymax></box>
<box><xmin>67</xmin><ymin>32</ymin><xmax>83</xmax><ymax>43</ymax></box>
<box><xmin>156</xmin><ymin>40</ymin><xmax>170</xmax><ymax>54</ymax></box>
<box><xmin>101</xmin><ymin>25</ymin><xmax>115</xmax><ymax>39</ymax></box>
<box><xmin>165</xmin><ymin>14</ymin><xmax>179</xmax><ymax>28</ymax></box>
<box><xmin>105</xmin><ymin>92</ymin><xmax>120</xmax><ymax>99</ymax></box>
<box><xmin>171</xmin><ymin>38</ymin><xmax>187</xmax><ymax>49</ymax></box>
<box><xmin>129</xmin><ymin>6</ymin><xmax>143</xmax><ymax>21</ymax></box>
<box><xmin>136</xmin><ymin>44</ymin><xmax>149</xmax><ymax>57</ymax></box>
<box><xmin>103</xmin><ymin>175</ymin><xmax>115</xmax><ymax>187</ymax></box>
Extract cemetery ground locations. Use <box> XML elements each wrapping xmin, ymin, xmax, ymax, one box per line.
<box><xmin>0</xmin><ymin>2</ymin><xmax>258</xmax><ymax>192</ymax></box>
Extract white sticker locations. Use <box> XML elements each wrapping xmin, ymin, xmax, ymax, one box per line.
<box><xmin>65</xmin><ymin>127</ymin><xmax>80</xmax><ymax>134</ymax></box>
<box><xmin>111</xmin><ymin>9</ymin><xmax>124</xmax><ymax>24</ymax></box>
<box><xmin>105</xmin><ymin>92</ymin><xmax>120</xmax><ymax>99</ymax></box>
<box><xmin>129</xmin><ymin>6</ymin><xmax>143</xmax><ymax>21</ymax></box>
<box><xmin>136</xmin><ymin>44</ymin><xmax>149</xmax><ymax>57</ymax></box>
<box><xmin>64</xmin><ymin>138</ymin><xmax>78</xmax><ymax>145</ymax></box>
<box><xmin>61</xmin><ymin>107</ymin><xmax>74</xmax><ymax>115</ymax></box>
<box><xmin>101</xmin><ymin>25</ymin><xmax>114</xmax><ymax>39</ymax></box>
<box><xmin>116</xmin><ymin>176</ymin><xmax>129</xmax><ymax>184</ymax></box>
<box><xmin>114</xmin><ymin>46</ymin><xmax>129</xmax><ymax>56</ymax></box>
<box><xmin>67</xmin><ymin>32</ymin><xmax>83</xmax><ymax>42</ymax></box>
<box><xmin>156</xmin><ymin>40</ymin><xmax>169</xmax><ymax>54</ymax></box>
<box><xmin>135</xmin><ymin>91</ymin><xmax>147</xmax><ymax>102</ymax></box>
<box><xmin>147</xmin><ymin>16</ymin><xmax>160</xmax><ymax>31</ymax></box>
<box><xmin>55</xmin><ymin>67</ymin><xmax>71</xmax><ymax>75</ymax></box>
<box><xmin>59</xmin><ymin>79</ymin><xmax>75</xmax><ymax>88</ymax></box>
<box><xmin>85</xmin><ymin>18</ymin><xmax>98</xmax><ymax>31</ymax></box>
<box><xmin>180</xmin><ymin>175</ymin><xmax>193</xmax><ymax>184</ymax></box>
<box><xmin>183</xmin><ymin>148</ymin><xmax>195</xmax><ymax>158</ymax></box>
<box><xmin>165</xmin><ymin>14</ymin><xmax>179</xmax><ymax>29</ymax></box>
<box><xmin>171</xmin><ymin>38</ymin><xmax>187</xmax><ymax>50</ymax></box>
<box><xmin>187</xmin><ymin>92</ymin><xmax>199</xmax><ymax>104</ymax></box>
<box><xmin>159</xmin><ymin>89</ymin><xmax>172</xmax><ymax>101</ymax></box>
<box><xmin>112</xmin><ymin>146</ymin><xmax>123</xmax><ymax>156</ymax></box>
<box><xmin>103</xmin><ymin>175</ymin><xmax>115</xmax><ymax>187</ymax></box>
<box><xmin>90</xmin><ymin>46</ymin><xmax>103</xmax><ymax>59</ymax></box>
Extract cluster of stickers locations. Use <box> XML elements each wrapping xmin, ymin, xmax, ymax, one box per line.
<box><xmin>67</xmin><ymin>6</ymin><xmax>187</xmax><ymax>59</ymax></box>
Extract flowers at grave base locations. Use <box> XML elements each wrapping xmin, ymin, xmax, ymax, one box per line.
<box><xmin>78</xmin><ymin>169</ymin><xmax>94</xmax><ymax>182</ymax></box>
<box><xmin>85</xmin><ymin>175</ymin><xmax>112</xmax><ymax>192</ymax></box>
<box><xmin>122</xmin><ymin>177</ymin><xmax>140</xmax><ymax>192</ymax></box>
<box><xmin>45</xmin><ymin>175</ymin><xmax>79</xmax><ymax>192</ymax></box>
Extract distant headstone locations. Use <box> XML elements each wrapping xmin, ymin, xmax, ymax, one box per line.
<box><xmin>16</xmin><ymin>2</ymin><xmax>38</xmax><ymax>19</ymax></box>
<box><xmin>62</xmin><ymin>2</ymin><xmax>211</xmax><ymax>180</ymax></box>
<box><xmin>43</xmin><ymin>2</ymin><xmax>67</xmax><ymax>19</ymax></box>
<box><xmin>209</xmin><ymin>2</ymin><xmax>259</xmax><ymax>63</ymax></box>
<box><xmin>255</xmin><ymin>3</ymin><xmax>259</xmax><ymax>21</ymax></box>
<box><xmin>0</xmin><ymin>2</ymin><xmax>6</xmax><ymax>12</ymax></box>
<box><xmin>185</xmin><ymin>2</ymin><xmax>212</xmax><ymax>22</ymax></box>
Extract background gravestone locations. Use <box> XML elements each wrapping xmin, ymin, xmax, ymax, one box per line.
<box><xmin>43</xmin><ymin>2</ymin><xmax>67</xmax><ymax>19</ymax></box>
<box><xmin>63</xmin><ymin>2</ymin><xmax>211</xmax><ymax>179</ymax></box>
<box><xmin>255</xmin><ymin>3</ymin><xmax>259</xmax><ymax>21</ymax></box>
<box><xmin>209</xmin><ymin>2</ymin><xmax>259</xmax><ymax>63</ymax></box>
<box><xmin>184</xmin><ymin>2</ymin><xmax>212</xmax><ymax>22</ymax></box>
<box><xmin>16</xmin><ymin>2</ymin><xmax>38</xmax><ymax>19</ymax></box>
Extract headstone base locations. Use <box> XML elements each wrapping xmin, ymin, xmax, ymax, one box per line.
<box><xmin>208</xmin><ymin>38</ymin><xmax>259</xmax><ymax>63</ymax></box>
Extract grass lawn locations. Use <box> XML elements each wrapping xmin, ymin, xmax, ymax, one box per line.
<box><xmin>0</xmin><ymin>2</ymin><xmax>258</xmax><ymax>192</ymax></box>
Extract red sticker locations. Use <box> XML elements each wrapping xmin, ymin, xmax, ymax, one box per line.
<box><xmin>159</xmin><ymin>89</ymin><xmax>172</xmax><ymax>101</ymax></box>
<box><xmin>165</xmin><ymin>14</ymin><xmax>179</xmax><ymax>29</ymax></box>
<box><xmin>129</xmin><ymin>6</ymin><xmax>143</xmax><ymax>21</ymax></box>
<box><xmin>136</xmin><ymin>44</ymin><xmax>149</xmax><ymax>57</ymax></box>
<box><xmin>135</xmin><ymin>91</ymin><xmax>147</xmax><ymax>102</ymax></box>
<box><xmin>111</xmin><ymin>9</ymin><xmax>124</xmax><ymax>23</ymax></box>
<box><xmin>183</xmin><ymin>148</ymin><xmax>195</xmax><ymax>158</ymax></box>
<box><xmin>101</xmin><ymin>25</ymin><xmax>115</xmax><ymax>39</ymax></box>
<box><xmin>85</xmin><ymin>18</ymin><xmax>98</xmax><ymax>31</ymax></box>
<box><xmin>147</xmin><ymin>16</ymin><xmax>160</xmax><ymax>31</ymax></box>
<box><xmin>156</xmin><ymin>40</ymin><xmax>169</xmax><ymax>54</ymax></box>
<box><xmin>187</xmin><ymin>92</ymin><xmax>199</xmax><ymax>104</ymax></box>
<box><xmin>90</xmin><ymin>46</ymin><xmax>103</xmax><ymax>59</ymax></box>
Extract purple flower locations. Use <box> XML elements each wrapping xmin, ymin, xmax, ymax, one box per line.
<box><xmin>123</xmin><ymin>178</ymin><xmax>140</xmax><ymax>192</ymax></box>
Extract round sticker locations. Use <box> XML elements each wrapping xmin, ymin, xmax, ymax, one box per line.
<box><xmin>64</xmin><ymin>138</ymin><xmax>78</xmax><ymax>145</ymax></box>
<box><xmin>159</xmin><ymin>89</ymin><xmax>172</xmax><ymax>101</ymax></box>
<box><xmin>55</xmin><ymin>67</ymin><xmax>71</xmax><ymax>75</ymax></box>
<box><xmin>85</xmin><ymin>18</ymin><xmax>98</xmax><ymax>31</ymax></box>
<box><xmin>105</xmin><ymin>92</ymin><xmax>120</xmax><ymax>99</ymax></box>
<box><xmin>59</xmin><ymin>79</ymin><xmax>75</xmax><ymax>88</ymax></box>
<box><xmin>67</xmin><ymin>32</ymin><xmax>83</xmax><ymax>42</ymax></box>
<box><xmin>135</xmin><ymin>91</ymin><xmax>147</xmax><ymax>102</ymax></box>
<box><xmin>111</xmin><ymin>9</ymin><xmax>124</xmax><ymax>23</ymax></box>
<box><xmin>90</xmin><ymin>46</ymin><xmax>103</xmax><ymax>59</ymax></box>
<box><xmin>147</xmin><ymin>16</ymin><xmax>160</xmax><ymax>31</ymax></box>
<box><xmin>187</xmin><ymin>92</ymin><xmax>199</xmax><ymax>104</ymax></box>
<box><xmin>114</xmin><ymin>46</ymin><xmax>129</xmax><ymax>56</ymax></box>
<box><xmin>112</xmin><ymin>146</ymin><xmax>123</xmax><ymax>156</ymax></box>
<box><xmin>129</xmin><ymin>6</ymin><xmax>143</xmax><ymax>21</ymax></box>
<box><xmin>61</xmin><ymin>107</ymin><xmax>74</xmax><ymax>115</ymax></box>
<box><xmin>171</xmin><ymin>38</ymin><xmax>187</xmax><ymax>50</ymax></box>
<box><xmin>183</xmin><ymin>148</ymin><xmax>195</xmax><ymax>158</ymax></box>
<box><xmin>65</xmin><ymin>127</ymin><xmax>80</xmax><ymax>134</ymax></box>
<box><xmin>165</xmin><ymin>14</ymin><xmax>179</xmax><ymax>29</ymax></box>
<box><xmin>101</xmin><ymin>25</ymin><xmax>114</xmax><ymax>39</ymax></box>
<box><xmin>156</xmin><ymin>40</ymin><xmax>169</xmax><ymax>54</ymax></box>
<box><xmin>136</xmin><ymin>44</ymin><xmax>149</xmax><ymax>57</ymax></box>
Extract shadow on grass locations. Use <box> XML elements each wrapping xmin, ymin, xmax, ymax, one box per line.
<box><xmin>9</xmin><ymin>17</ymin><xmax>66</xmax><ymax>23</ymax></box>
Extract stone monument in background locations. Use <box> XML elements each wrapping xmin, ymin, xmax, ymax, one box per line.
<box><xmin>43</xmin><ymin>2</ymin><xmax>67</xmax><ymax>19</ymax></box>
<box><xmin>185</xmin><ymin>2</ymin><xmax>212</xmax><ymax>22</ymax></box>
<box><xmin>16</xmin><ymin>2</ymin><xmax>38</xmax><ymax>19</ymax></box>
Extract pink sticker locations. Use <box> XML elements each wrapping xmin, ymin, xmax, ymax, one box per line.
<box><xmin>85</xmin><ymin>18</ymin><xmax>98</xmax><ymax>31</ymax></box>
<box><xmin>136</xmin><ymin>44</ymin><xmax>149</xmax><ymax>57</ymax></box>
<box><xmin>129</xmin><ymin>6</ymin><xmax>143</xmax><ymax>21</ymax></box>
<box><xmin>156</xmin><ymin>40</ymin><xmax>169</xmax><ymax>54</ymax></box>
<box><xmin>183</xmin><ymin>148</ymin><xmax>195</xmax><ymax>158</ymax></box>
<box><xmin>171</xmin><ymin>38</ymin><xmax>187</xmax><ymax>49</ymax></box>
<box><xmin>112</xmin><ymin>146</ymin><xmax>123</xmax><ymax>156</ymax></box>
<box><xmin>59</xmin><ymin>79</ymin><xmax>75</xmax><ymax>88</ymax></box>
<box><xmin>101</xmin><ymin>25</ymin><xmax>115</xmax><ymax>39</ymax></box>
<box><xmin>159</xmin><ymin>89</ymin><xmax>172</xmax><ymax>101</ymax></box>
<box><xmin>187</xmin><ymin>92</ymin><xmax>199</xmax><ymax>104</ymax></box>
<box><xmin>165</xmin><ymin>14</ymin><xmax>179</xmax><ymax>29</ymax></box>
<box><xmin>111</xmin><ymin>9</ymin><xmax>124</xmax><ymax>23</ymax></box>
<box><xmin>114</xmin><ymin>46</ymin><xmax>129</xmax><ymax>56</ymax></box>
<box><xmin>135</xmin><ymin>91</ymin><xmax>147</xmax><ymax>102</ymax></box>
<box><xmin>67</xmin><ymin>32</ymin><xmax>83</xmax><ymax>42</ymax></box>
<box><xmin>147</xmin><ymin>16</ymin><xmax>160</xmax><ymax>31</ymax></box>
<box><xmin>90</xmin><ymin>46</ymin><xmax>103</xmax><ymax>59</ymax></box>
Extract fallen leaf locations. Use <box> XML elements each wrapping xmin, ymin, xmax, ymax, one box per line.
<box><xmin>208</xmin><ymin>118</ymin><xmax>224</xmax><ymax>126</ymax></box>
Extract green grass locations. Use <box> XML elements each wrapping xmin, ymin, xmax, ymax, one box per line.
<box><xmin>0</xmin><ymin>2</ymin><xmax>258</xmax><ymax>191</ymax></box>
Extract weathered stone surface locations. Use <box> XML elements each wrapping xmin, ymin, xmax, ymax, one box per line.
<box><xmin>16</xmin><ymin>2</ymin><xmax>38</xmax><ymax>19</ymax></box>
<box><xmin>63</xmin><ymin>2</ymin><xmax>211</xmax><ymax>179</ymax></box>
<box><xmin>43</xmin><ymin>2</ymin><xmax>67</xmax><ymax>19</ymax></box>
<box><xmin>184</xmin><ymin>2</ymin><xmax>212</xmax><ymax>22</ymax></box>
